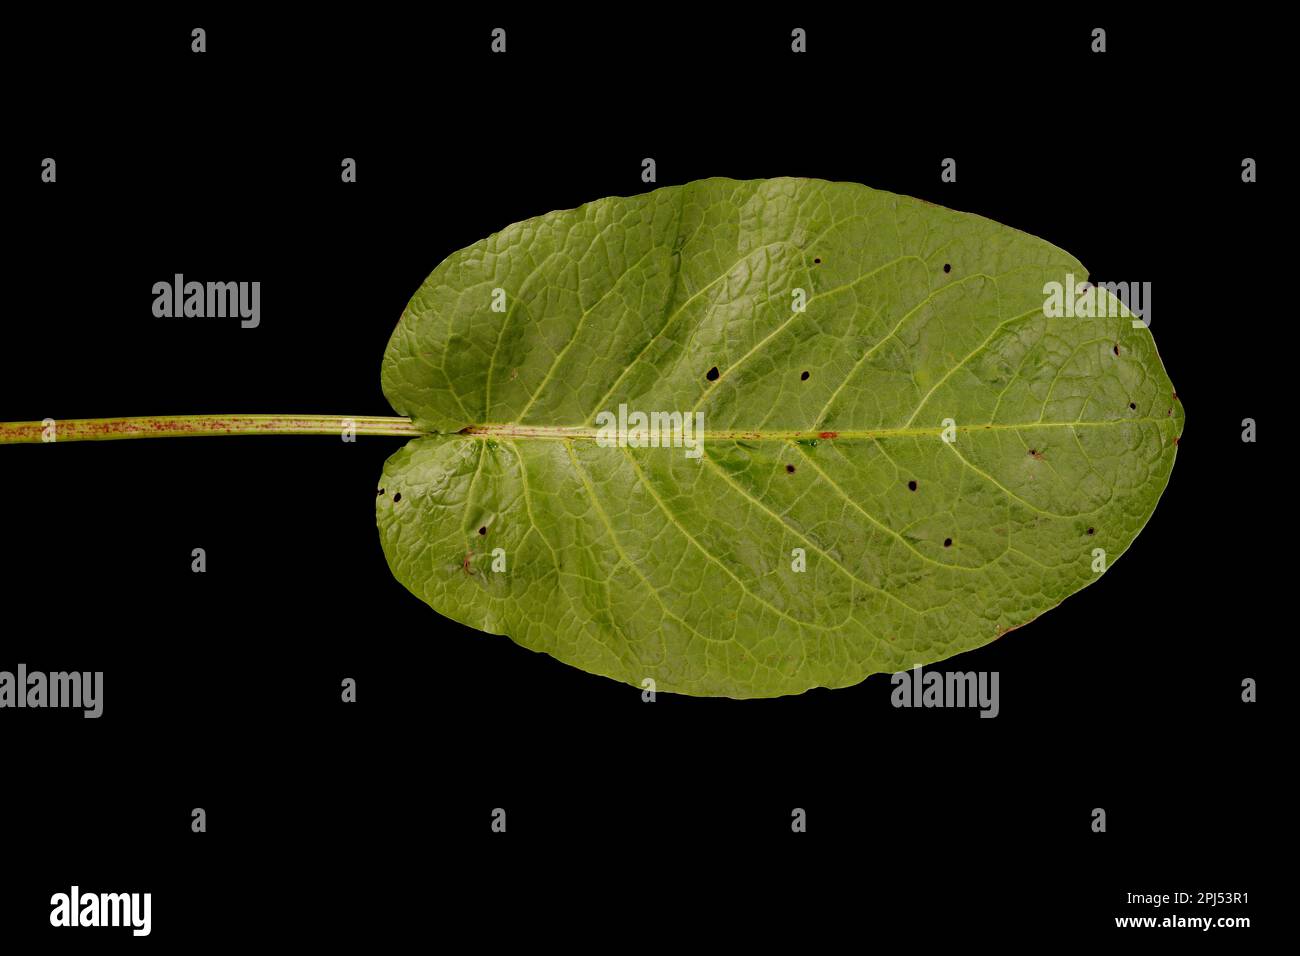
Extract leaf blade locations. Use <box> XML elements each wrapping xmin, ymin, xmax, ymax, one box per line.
<box><xmin>378</xmin><ymin>177</ymin><xmax>1182</xmax><ymax>697</ymax></box>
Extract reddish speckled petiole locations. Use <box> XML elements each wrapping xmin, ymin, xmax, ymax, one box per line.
<box><xmin>0</xmin><ymin>415</ymin><xmax>422</xmax><ymax>443</ymax></box>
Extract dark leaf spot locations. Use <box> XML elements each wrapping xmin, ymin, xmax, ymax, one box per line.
<box><xmin>786</xmin><ymin>464</ymin><xmax>796</xmax><ymax>473</ymax></box>
<box><xmin>943</xmin><ymin>538</ymin><xmax>953</xmax><ymax>548</ymax></box>
<box><xmin>943</xmin><ymin>263</ymin><xmax>951</xmax><ymax>274</ymax></box>
<box><xmin>478</xmin><ymin>526</ymin><xmax>487</xmax><ymax>535</ymax></box>
<box><xmin>1129</xmin><ymin>402</ymin><xmax>1136</xmax><ymax>410</ymax></box>
<box><xmin>1086</xmin><ymin>527</ymin><xmax>1095</xmax><ymax>535</ymax></box>
<box><xmin>393</xmin><ymin>493</ymin><xmax>402</xmax><ymax>503</ymax></box>
<box><xmin>813</xmin><ymin>257</ymin><xmax>822</xmax><ymax>264</ymax></box>
<box><xmin>800</xmin><ymin>370</ymin><xmax>810</xmax><ymax>381</ymax></box>
<box><xmin>908</xmin><ymin>480</ymin><xmax>917</xmax><ymax>491</ymax></box>
<box><xmin>377</xmin><ymin>488</ymin><xmax>385</xmax><ymax>496</ymax></box>
<box><xmin>706</xmin><ymin>366</ymin><xmax>719</xmax><ymax>381</ymax></box>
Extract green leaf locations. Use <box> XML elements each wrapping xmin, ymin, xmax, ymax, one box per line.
<box><xmin>377</xmin><ymin>177</ymin><xmax>1182</xmax><ymax>698</ymax></box>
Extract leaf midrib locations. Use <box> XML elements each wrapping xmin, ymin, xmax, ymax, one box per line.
<box><xmin>451</xmin><ymin>418</ymin><xmax>1171</xmax><ymax>441</ymax></box>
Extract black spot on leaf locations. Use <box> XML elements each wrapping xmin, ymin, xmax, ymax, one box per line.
<box><xmin>1086</xmin><ymin>527</ymin><xmax>1095</xmax><ymax>535</ymax></box>
<box><xmin>377</xmin><ymin>488</ymin><xmax>385</xmax><ymax>496</ymax></box>
<box><xmin>1129</xmin><ymin>402</ymin><xmax>1136</xmax><ymax>410</ymax></box>
<box><xmin>706</xmin><ymin>366</ymin><xmax>719</xmax><ymax>381</ymax></box>
<box><xmin>478</xmin><ymin>526</ymin><xmax>487</xmax><ymax>535</ymax></box>
<box><xmin>943</xmin><ymin>263</ymin><xmax>951</xmax><ymax>274</ymax></box>
<box><xmin>908</xmin><ymin>480</ymin><xmax>917</xmax><ymax>491</ymax></box>
<box><xmin>1114</xmin><ymin>344</ymin><xmax>1120</xmax><ymax>355</ymax></box>
<box><xmin>800</xmin><ymin>371</ymin><xmax>810</xmax><ymax>381</ymax></box>
<box><xmin>944</xmin><ymin>538</ymin><xmax>953</xmax><ymax>548</ymax></box>
<box><xmin>393</xmin><ymin>493</ymin><xmax>402</xmax><ymax>503</ymax></box>
<box><xmin>786</xmin><ymin>464</ymin><xmax>796</xmax><ymax>474</ymax></box>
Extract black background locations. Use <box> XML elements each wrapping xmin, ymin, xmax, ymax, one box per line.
<box><xmin>2</xmin><ymin>10</ymin><xmax>1278</xmax><ymax>945</ymax></box>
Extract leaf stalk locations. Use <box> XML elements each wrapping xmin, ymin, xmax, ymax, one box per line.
<box><xmin>0</xmin><ymin>415</ymin><xmax>421</xmax><ymax>444</ymax></box>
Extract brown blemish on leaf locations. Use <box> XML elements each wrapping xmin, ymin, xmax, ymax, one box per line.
<box><xmin>818</xmin><ymin>431</ymin><xmax>838</xmax><ymax>439</ymax></box>
<box><xmin>1028</xmin><ymin>448</ymin><xmax>1044</xmax><ymax>461</ymax></box>
<box><xmin>994</xmin><ymin>620</ymin><xmax>1029</xmax><ymax>642</ymax></box>
<box><xmin>462</xmin><ymin>550</ymin><xmax>476</xmax><ymax>575</ymax></box>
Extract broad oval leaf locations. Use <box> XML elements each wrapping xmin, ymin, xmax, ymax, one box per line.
<box><xmin>377</xmin><ymin>177</ymin><xmax>1182</xmax><ymax>698</ymax></box>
